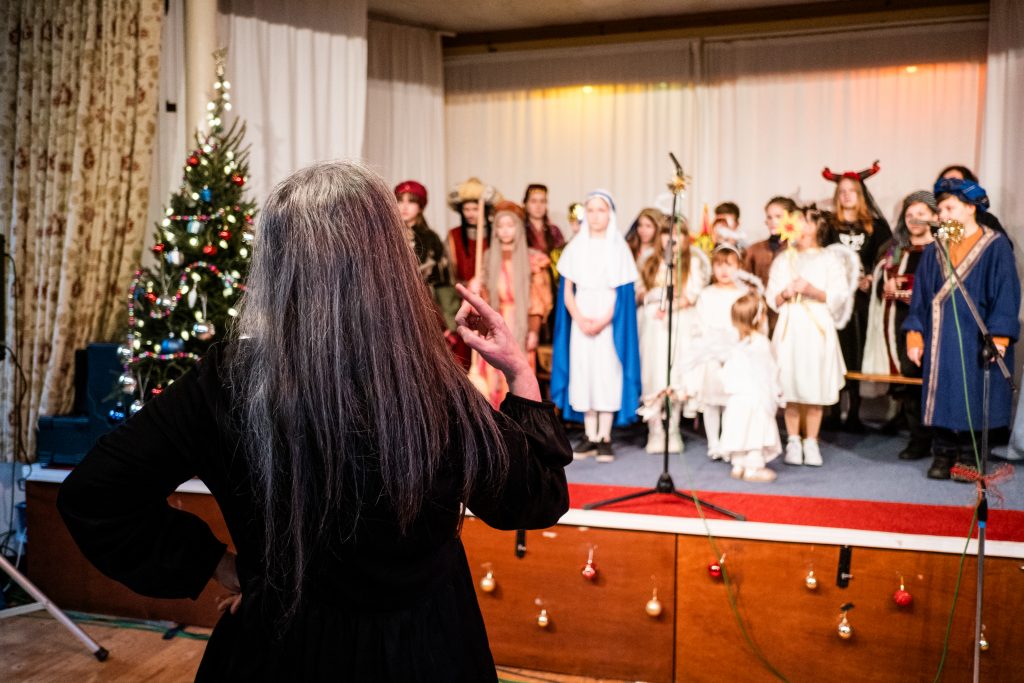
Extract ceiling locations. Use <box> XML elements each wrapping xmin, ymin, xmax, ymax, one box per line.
<box><xmin>368</xmin><ymin>0</ymin><xmax>868</xmax><ymax>34</ymax></box>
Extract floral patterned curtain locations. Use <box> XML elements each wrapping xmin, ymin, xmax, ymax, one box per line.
<box><xmin>0</xmin><ymin>0</ymin><xmax>162</xmax><ymax>461</ymax></box>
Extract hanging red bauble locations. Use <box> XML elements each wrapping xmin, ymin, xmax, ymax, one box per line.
<box><xmin>708</xmin><ymin>562</ymin><xmax>723</xmax><ymax>579</ymax></box>
<box><xmin>151</xmin><ymin>243</ymin><xmax>165</xmax><ymax>253</ymax></box>
<box><xmin>145</xmin><ymin>292</ymin><xmax>158</xmax><ymax>303</ymax></box>
<box><xmin>202</xmin><ymin>244</ymin><xmax>217</xmax><ymax>255</ymax></box>
<box><xmin>893</xmin><ymin>585</ymin><xmax>913</xmax><ymax>607</ymax></box>
<box><xmin>187</xmin><ymin>155</ymin><xmax>200</xmax><ymax>167</ymax></box>
<box><xmin>218</xmin><ymin>230</ymin><xmax>232</xmax><ymax>240</ymax></box>
<box><xmin>151</xmin><ymin>386</ymin><xmax>163</xmax><ymax>396</ymax></box>
<box><xmin>581</xmin><ymin>561</ymin><xmax>598</xmax><ymax>581</ymax></box>
<box><xmin>231</xmin><ymin>174</ymin><xmax>245</xmax><ymax>186</ymax></box>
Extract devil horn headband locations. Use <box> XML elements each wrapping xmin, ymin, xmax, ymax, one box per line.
<box><xmin>822</xmin><ymin>160</ymin><xmax>881</xmax><ymax>183</ymax></box>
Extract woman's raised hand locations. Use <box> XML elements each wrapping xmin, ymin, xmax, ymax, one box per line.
<box><xmin>455</xmin><ymin>284</ymin><xmax>541</xmax><ymax>401</ymax></box>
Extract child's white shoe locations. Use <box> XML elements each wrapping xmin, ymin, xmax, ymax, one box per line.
<box><xmin>802</xmin><ymin>438</ymin><xmax>823</xmax><ymax>466</ymax></box>
<box><xmin>784</xmin><ymin>437</ymin><xmax>803</xmax><ymax>465</ymax></box>
<box><xmin>742</xmin><ymin>467</ymin><xmax>777</xmax><ymax>483</ymax></box>
<box><xmin>730</xmin><ymin>464</ymin><xmax>744</xmax><ymax>479</ymax></box>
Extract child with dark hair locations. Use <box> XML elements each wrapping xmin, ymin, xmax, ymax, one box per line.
<box><xmin>395</xmin><ymin>181</ymin><xmax>460</xmax><ymax>334</ymax></box>
<box><xmin>936</xmin><ymin>165</ymin><xmax>1008</xmax><ymax>241</ymax></box>
<box><xmin>744</xmin><ymin>196</ymin><xmax>799</xmax><ymax>334</ymax></box>
<box><xmin>862</xmin><ymin>191</ymin><xmax>937</xmax><ymax>460</ymax></box>
<box><xmin>766</xmin><ymin>207</ymin><xmax>856</xmax><ymax>467</ymax></box>
<box><xmin>904</xmin><ymin>177</ymin><xmax>1020</xmax><ymax>480</ymax></box>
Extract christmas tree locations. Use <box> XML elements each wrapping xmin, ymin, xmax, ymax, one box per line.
<box><xmin>112</xmin><ymin>51</ymin><xmax>255</xmax><ymax>420</ymax></box>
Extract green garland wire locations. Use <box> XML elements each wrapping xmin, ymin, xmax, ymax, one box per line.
<box><xmin>674</xmin><ymin>450</ymin><xmax>791</xmax><ymax>682</ymax></box>
<box><xmin>931</xmin><ymin>237</ymin><xmax>984</xmax><ymax>682</ymax></box>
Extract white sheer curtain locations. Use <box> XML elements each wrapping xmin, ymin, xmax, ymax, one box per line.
<box><xmin>980</xmin><ymin>0</ymin><xmax>1024</xmax><ymax>244</ymax></box>
<box><xmin>701</xmin><ymin>22</ymin><xmax>988</xmax><ymax>241</ymax></box>
<box><xmin>444</xmin><ymin>23</ymin><xmax>988</xmax><ymax>240</ymax></box>
<box><xmin>446</xmin><ymin>41</ymin><xmax>699</xmax><ymax>235</ymax></box>
<box><xmin>217</xmin><ymin>0</ymin><xmax>367</xmax><ymax>202</ymax></box>
<box><xmin>363</xmin><ymin>20</ymin><xmax>447</xmax><ymax>235</ymax></box>
<box><xmin>145</xmin><ymin>0</ymin><xmax>187</xmax><ymax>265</ymax></box>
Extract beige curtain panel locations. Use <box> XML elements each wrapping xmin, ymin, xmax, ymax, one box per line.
<box><xmin>0</xmin><ymin>0</ymin><xmax>162</xmax><ymax>461</ymax></box>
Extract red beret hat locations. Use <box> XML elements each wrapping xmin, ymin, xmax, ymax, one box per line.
<box><xmin>395</xmin><ymin>180</ymin><xmax>428</xmax><ymax>208</ymax></box>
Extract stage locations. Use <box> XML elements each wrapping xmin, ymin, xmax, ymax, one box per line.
<box><xmin>560</xmin><ymin>422</ymin><xmax>1024</xmax><ymax>550</ymax></box>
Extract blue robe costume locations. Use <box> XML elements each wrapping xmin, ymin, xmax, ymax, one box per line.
<box><xmin>551</xmin><ymin>278</ymin><xmax>641</xmax><ymax>426</ymax></box>
<box><xmin>902</xmin><ymin>228</ymin><xmax>1020</xmax><ymax>431</ymax></box>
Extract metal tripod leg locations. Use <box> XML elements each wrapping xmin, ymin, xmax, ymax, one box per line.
<box><xmin>0</xmin><ymin>552</ymin><xmax>108</xmax><ymax>661</ymax></box>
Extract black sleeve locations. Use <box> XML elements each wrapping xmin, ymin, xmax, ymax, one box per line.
<box><xmin>466</xmin><ymin>394</ymin><xmax>573</xmax><ymax>531</ymax></box>
<box><xmin>57</xmin><ymin>355</ymin><xmax>228</xmax><ymax>600</ymax></box>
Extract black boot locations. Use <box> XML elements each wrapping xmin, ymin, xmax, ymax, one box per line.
<box><xmin>927</xmin><ymin>454</ymin><xmax>954</xmax><ymax>480</ymax></box>
<box><xmin>899</xmin><ymin>391</ymin><xmax>932</xmax><ymax>460</ymax></box>
<box><xmin>925</xmin><ymin>440</ymin><xmax>954</xmax><ymax>479</ymax></box>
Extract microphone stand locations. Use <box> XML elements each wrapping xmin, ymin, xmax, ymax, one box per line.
<box><xmin>931</xmin><ymin>222</ymin><xmax>1015</xmax><ymax>683</ymax></box>
<box><xmin>584</xmin><ymin>155</ymin><xmax>745</xmax><ymax>521</ymax></box>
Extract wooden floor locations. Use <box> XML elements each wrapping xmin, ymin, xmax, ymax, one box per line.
<box><xmin>0</xmin><ymin>614</ymin><xmax>625</xmax><ymax>683</ymax></box>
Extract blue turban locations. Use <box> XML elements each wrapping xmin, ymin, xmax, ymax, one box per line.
<box><xmin>933</xmin><ymin>177</ymin><xmax>990</xmax><ymax>213</ymax></box>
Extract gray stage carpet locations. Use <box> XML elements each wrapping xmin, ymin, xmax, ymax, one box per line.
<box><xmin>564</xmin><ymin>423</ymin><xmax>1024</xmax><ymax>511</ymax></box>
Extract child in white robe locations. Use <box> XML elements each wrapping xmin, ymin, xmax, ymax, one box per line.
<box><xmin>692</xmin><ymin>246</ymin><xmax>747</xmax><ymax>460</ymax></box>
<box><xmin>637</xmin><ymin>225</ymin><xmax>709</xmax><ymax>453</ymax></box>
<box><xmin>719</xmin><ymin>292</ymin><xmax>784</xmax><ymax>482</ymax></box>
<box><xmin>555</xmin><ymin>190</ymin><xmax>640</xmax><ymax>462</ymax></box>
<box><xmin>765</xmin><ymin>207</ymin><xmax>855</xmax><ymax>467</ymax></box>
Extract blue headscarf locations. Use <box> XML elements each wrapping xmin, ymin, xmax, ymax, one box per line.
<box><xmin>933</xmin><ymin>177</ymin><xmax>990</xmax><ymax>213</ymax></box>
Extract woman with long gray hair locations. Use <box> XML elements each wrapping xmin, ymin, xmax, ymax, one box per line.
<box><xmin>58</xmin><ymin>161</ymin><xmax>573</xmax><ymax>681</ymax></box>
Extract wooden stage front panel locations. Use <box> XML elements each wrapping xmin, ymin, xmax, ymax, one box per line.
<box><xmin>462</xmin><ymin>516</ymin><xmax>677</xmax><ymax>683</ymax></box>
<box><xmin>25</xmin><ymin>481</ymin><xmax>1024</xmax><ymax>681</ymax></box>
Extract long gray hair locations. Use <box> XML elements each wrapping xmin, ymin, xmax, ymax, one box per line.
<box><xmin>227</xmin><ymin>161</ymin><xmax>508</xmax><ymax>618</ymax></box>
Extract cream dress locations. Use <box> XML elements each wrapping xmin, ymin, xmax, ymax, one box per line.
<box><xmin>765</xmin><ymin>248</ymin><xmax>849</xmax><ymax>405</ymax></box>
<box><xmin>690</xmin><ymin>284</ymin><xmax>746</xmax><ymax>409</ymax></box>
<box><xmin>638</xmin><ymin>254</ymin><xmax>710</xmax><ymax>401</ymax></box>
<box><xmin>718</xmin><ymin>333</ymin><xmax>783</xmax><ymax>460</ymax></box>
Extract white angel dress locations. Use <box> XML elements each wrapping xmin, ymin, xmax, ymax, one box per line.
<box><xmin>718</xmin><ymin>333</ymin><xmax>784</xmax><ymax>461</ymax></box>
<box><xmin>689</xmin><ymin>283</ymin><xmax>747</xmax><ymax>409</ymax></box>
<box><xmin>638</xmin><ymin>251</ymin><xmax>711</xmax><ymax>404</ymax></box>
<box><xmin>765</xmin><ymin>247</ymin><xmax>852</xmax><ymax>405</ymax></box>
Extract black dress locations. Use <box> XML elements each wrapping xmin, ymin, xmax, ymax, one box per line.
<box><xmin>835</xmin><ymin>217</ymin><xmax>892</xmax><ymax>376</ymax></box>
<box><xmin>57</xmin><ymin>344</ymin><xmax>573</xmax><ymax>681</ymax></box>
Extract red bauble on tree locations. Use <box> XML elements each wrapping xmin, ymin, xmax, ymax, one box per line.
<box><xmin>187</xmin><ymin>155</ymin><xmax>200</xmax><ymax>167</ymax></box>
<box><xmin>151</xmin><ymin>243</ymin><xmax>165</xmax><ymax>254</ymax></box>
<box><xmin>202</xmin><ymin>244</ymin><xmax>217</xmax><ymax>256</ymax></box>
<box><xmin>231</xmin><ymin>174</ymin><xmax>245</xmax><ymax>186</ymax></box>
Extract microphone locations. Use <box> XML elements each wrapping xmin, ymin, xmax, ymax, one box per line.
<box><xmin>909</xmin><ymin>218</ymin><xmax>965</xmax><ymax>245</ymax></box>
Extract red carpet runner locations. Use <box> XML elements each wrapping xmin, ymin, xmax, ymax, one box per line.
<box><xmin>569</xmin><ymin>483</ymin><xmax>1024</xmax><ymax>542</ymax></box>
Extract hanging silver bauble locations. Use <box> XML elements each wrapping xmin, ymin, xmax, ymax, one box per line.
<box><xmin>116</xmin><ymin>344</ymin><xmax>132</xmax><ymax>363</ymax></box>
<box><xmin>119</xmin><ymin>373</ymin><xmax>138</xmax><ymax>394</ymax></box>
<box><xmin>192</xmin><ymin>320</ymin><xmax>216</xmax><ymax>341</ymax></box>
<box><xmin>165</xmin><ymin>248</ymin><xmax>184</xmax><ymax>266</ymax></box>
<box><xmin>129</xmin><ymin>399</ymin><xmax>144</xmax><ymax>415</ymax></box>
<box><xmin>187</xmin><ymin>220</ymin><xmax>204</xmax><ymax>235</ymax></box>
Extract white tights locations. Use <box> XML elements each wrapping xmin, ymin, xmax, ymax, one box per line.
<box><xmin>585</xmin><ymin>410</ymin><xmax>615</xmax><ymax>442</ymax></box>
<box><xmin>703</xmin><ymin>406</ymin><xmax>722</xmax><ymax>456</ymax></box>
